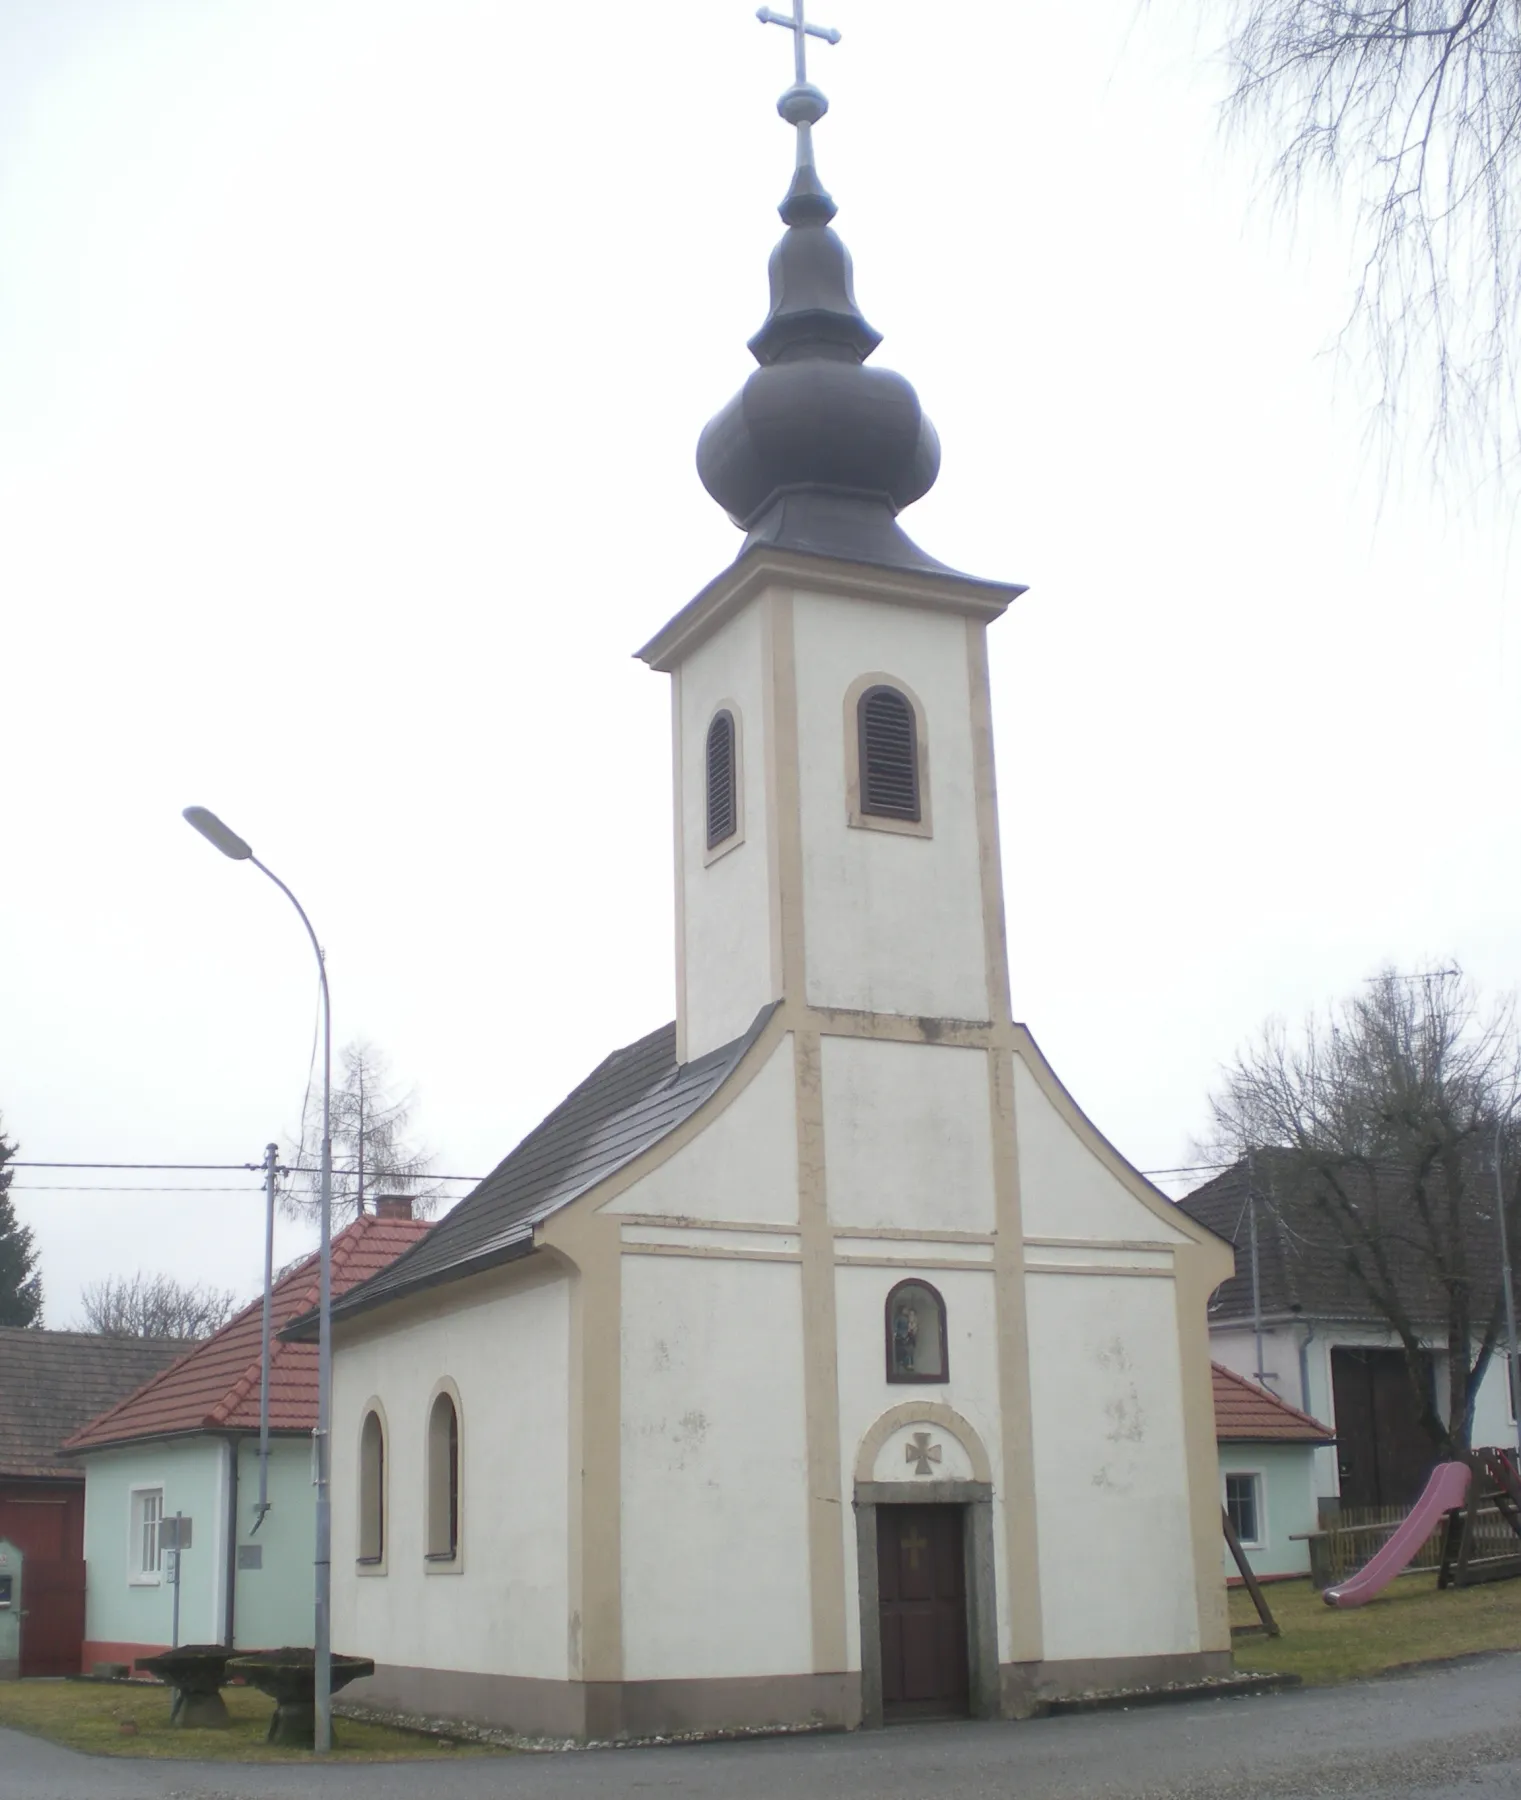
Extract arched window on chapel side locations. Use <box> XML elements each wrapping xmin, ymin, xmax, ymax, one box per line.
<box><xmin>885</xmin><ymin>1279</ymin><xmax>949</xmax><ymax>1383</ymax></box>
<box><xmin>426</xmin><ymin>1389</ymin><xmax>461</xmax><ymax>1561</ymax></box>
<box><xmin>358</xmin><ymin>1408</ymin><xmax>385</xmax><ymax>1564</ymax></box>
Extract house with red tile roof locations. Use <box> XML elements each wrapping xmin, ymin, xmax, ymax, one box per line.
<box><xmin>63</xmin><ymin>1205</ymin><xmax>429</xmax><ymax>1672</ymax></box>
<box><xmin>1182</xmin><ymin>1158</ymin><xmax>1514</xmax><ymax>1515</ymax></box>
<box><xmin>1212</xmin><ymin>1362</ymin><xmax>1334</xmax><ymax>1580</ymax></box>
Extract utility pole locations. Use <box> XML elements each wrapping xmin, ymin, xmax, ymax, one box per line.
<box><xmin>254</xmin><ymin>1142</ymin><xmax>277</xmax><ymax>1531</ymax></box>
<box><xmin>1245</xmin><ymin>1149</ymin><xmax>1273</xmax><ymax>1389</ymax></box>
<box><xmin>356</xmin><ymin>1062</ymin><xmax>365</xmax><ymax>1219</ymax></box>
<box><xmin>1249</xmin><ymin>1188</ymin><xmax>1267</xmax><ymax>1386</ymax></box>
<box><xmin>1494</xmin><ymin>1109</ymin><xmax>1521</xmax><ymax>1459</ymax></box>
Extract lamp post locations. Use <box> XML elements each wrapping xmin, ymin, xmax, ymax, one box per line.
<box><xmin>1494</xmin><ymin>1099</ymin><xmax>1521</xmax><ymax>1461</ymax></box>
<box><xmin>182</xmin><ymin>806</ymin><xmax>334</xmax><ymax>1753</ymax></box>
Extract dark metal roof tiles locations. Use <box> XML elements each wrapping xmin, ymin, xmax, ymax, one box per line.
<box><xmin>316</xmin><ymin>1004</ymin><xmax>779</xmax><ymax>1328</ymax></box>
<box><xmin>1179</xmin><ymin>1154</ymin><xmax>1505</xmax><ymax>1330</ymax></box>
<box><xmin>0</xmin><ymin>1331</ymin><xmax>195</xmax><ymax>1477</ymax></box>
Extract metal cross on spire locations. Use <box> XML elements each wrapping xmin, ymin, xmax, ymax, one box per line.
<box><xmin>756</xmin><ymin>2</ymin><xmax>840</xmax><ymax>88</ymax></box>
<box><xmin>754</xmin><ymin>2</ymin><xmax>842</xmax><ymax>226</ymax></box>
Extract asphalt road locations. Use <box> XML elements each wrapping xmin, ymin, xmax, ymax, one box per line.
<box><xmin>5</xmin><ymin>1656</ymin><xmax>1521</xmax><ymax>1800</ymax></box>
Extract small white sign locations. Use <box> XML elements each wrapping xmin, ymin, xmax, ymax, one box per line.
<box><xmin>160</xmin><ymin>1516</ymin><xmax>193</xmax><ymax>1551</ymax></box>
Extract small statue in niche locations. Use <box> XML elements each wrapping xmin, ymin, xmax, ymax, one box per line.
<box><xmin>893</xmin><ymin>1304</ymin><xmax>919</xmax><ymax>1373</ymax></box>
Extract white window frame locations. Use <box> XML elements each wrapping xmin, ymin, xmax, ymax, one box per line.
<box><xmin>128</xmin><ymin>1485</ymin><xmax>165</xmax><ymax>1585</ymax></box>
<box><xmin>357</xmin><ymin>1402</ymin><xmax>388</xmax><ymax>1574</ymax></box>
<box><xmin>424</xmin><ymin>1379</ymin><xmax>464</xmax><ymax>1572</ymax></box>
<box><xmin>1223</xmin><ymin>1469</ymin><xmax>1266</xmax><ymax>1551</ymax></box>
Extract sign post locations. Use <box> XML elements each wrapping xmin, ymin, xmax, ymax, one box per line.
<box><xmin>161</xmin><ymin>1515</ymin><xmax>193</xmax><ymax>1650</ymax></box>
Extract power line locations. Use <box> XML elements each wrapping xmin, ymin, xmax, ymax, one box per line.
<box><xmin>9</xmin><ymin>1159</ymin><xmax>489</xmax><ymax>1181</ymax></box>
<box><xmin>1141</xmin><ymin>1163</ymin><xmax>1231</xmax><ymax>1177</ymax></box>
<box><xmin>12</xmin><ymin>1160</ymin><xmax>258</xmax><ymax>1172</ymax></box>
<box><xmin>14</xmin><ymin>1156</ymin><xmax>1227</xmax><ymax>1190</ymax></box>
<box><xmin>280</xmin><ymin>1167</ymin><xmax>486</xmax><ymax>1181</ymax></box>
<box><xmin>11</xmin><ymin>1185</ymin><xmax>265</xmax><ymax>1194</ymax></box>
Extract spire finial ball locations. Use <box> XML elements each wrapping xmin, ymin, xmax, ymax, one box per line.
<box><xmin>778</xmin><ymin>83</ymin><xmax>828</xmax><ymax>128</ymax></box>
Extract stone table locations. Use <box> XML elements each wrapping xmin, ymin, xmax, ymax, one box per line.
<box><xmin>134</xmin><ymin>1645</ymin><xmax>233</xmax><ymax>1728</ymax></box>
<box><xmin>226</xmin><ymin>1648</ymin><xmax>376</xmax><ymax>1748</ymax></box>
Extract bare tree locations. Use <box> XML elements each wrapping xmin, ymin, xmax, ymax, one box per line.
<box><xmin>79</xmin><ymin>1271</ymin><xmax>240</xmax><ymax>1339</ymax></box>
<box><xmin>1207</xmin><ymin>964</ymin><xmax>1521</xmax><ymax>1453</ymax></box>
<box><xmin>282</xmin><ymin>1039</ymin><xmax>444</xmax><ymax>1225</ymax></box>
<box><xmin>1219</xmin><ymin>1</ymin><xmax>1521</xmax><ymax>478</ymax></box>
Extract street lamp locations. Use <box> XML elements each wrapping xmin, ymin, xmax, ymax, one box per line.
<box><xmin>1494</xmin><ymin>1098</ymin><xmax>1521</xmax><ymax>1461</ymax></box>
<box><xmin>182</xmin><ymin>806</ymin><xmax>335</xmax><ymax>1753</ymax></box>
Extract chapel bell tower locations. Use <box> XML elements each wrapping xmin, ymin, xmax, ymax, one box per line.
<box><xmin>637</xmin><ymin>6</ymin><xmax>1025</xmax><ymax>1063</ymax></box>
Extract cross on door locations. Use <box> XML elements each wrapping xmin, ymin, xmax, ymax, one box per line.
<box><xmin>901</xmin><ymin>1527</ymin><xmax>929</xmax><ymax>1571</ymax></box>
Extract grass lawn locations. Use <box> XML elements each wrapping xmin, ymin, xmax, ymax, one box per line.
<box><xmin>1230</xmin><ymin>1571</ymin><xmax>1521</xmax><ymax>1685</ymax></box>
<box><xmin>0</xmin><ymin>1678</ymin><xmax>503</xmax><ymax>1762</ymax></box>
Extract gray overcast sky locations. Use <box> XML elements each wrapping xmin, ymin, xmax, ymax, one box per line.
<box><xmin>3</xmin><ymin>1</ymin><xmax>1517</xmax><ymax>1324</ymax></box>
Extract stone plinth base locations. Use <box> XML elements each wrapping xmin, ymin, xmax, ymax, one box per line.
<box><xmin>347</xmin><ymin>1650</ymin><xmax>1235</xmax><ymax>1743</ymax></box>
<box><xmin>349</xmin><ymin>1665</ymin><xmax>861</xmax><ymax>1744</ymax></box>
<box><xmin>1001</xmin><ymin>1650</ymin><xmax>1236</xmax><ymax>1718</ymax></box>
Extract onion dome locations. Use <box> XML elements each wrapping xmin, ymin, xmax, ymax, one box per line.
<box><xmin>696</xmin><ymin>54</ymin><xmax>945</xmax><ymax>573</ymax></box>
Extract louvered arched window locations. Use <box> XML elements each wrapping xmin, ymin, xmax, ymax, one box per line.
<box><xmin>706</xmin><ymin>709</ymin><xmax>738</xmax><ymax>849</ymax></box>
<box><xmin>858</xmin><ymin>686</ymin><xmax>921</xmax><ymax>822</ymax></box>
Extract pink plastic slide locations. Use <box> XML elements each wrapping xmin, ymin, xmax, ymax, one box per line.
<box><xmin>1323</xmin><ymin>1461</ymin><xmax>1472</xmax><ymax>1608</ymax></box>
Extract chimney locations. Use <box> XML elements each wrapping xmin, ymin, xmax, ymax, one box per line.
<box><xmin>375</xmin><ymin>1196</ymin><xmax>414</xmax><ymax>1222</ymax></box>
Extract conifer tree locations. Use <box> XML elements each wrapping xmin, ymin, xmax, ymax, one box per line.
<box><xmin>0</xmin><ymin>1117</ymin><xmax>44</xmax><ymax>1327</ymax></box>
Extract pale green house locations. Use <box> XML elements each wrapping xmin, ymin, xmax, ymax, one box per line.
<box><xmin>65</xmin><ymin>1209</ymin><xmax>428</xmax><ymax>1669</ymax></box>
<box><xmin>1213</xmin><ymin>1361</ymin><xmax>1334</xmax><ymax>1581</ymax></box>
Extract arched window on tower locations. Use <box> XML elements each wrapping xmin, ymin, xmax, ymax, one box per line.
<box><xmin>885</xmin><ymin>1279</ymin><xmax>949</xmax><ymax>1383</ymax></box>
<box><xmin>858</xmin><ymin>686</ymin><xmax>921</xmax><ymax>822</ymax></box>
<box><xmin>426</xmin><ymin>1389</ymin><xmax>460</xmax><ymax>1561</ymax></box>
<box><xmin>706</xmin><ymin>708</ymin><xmax>738</xmax><ymax>849</ymax></box>
<box><xmin>358</xmin><ymin>1408</ymin><xmax>385</xmax><ymax>1565</ymax></box>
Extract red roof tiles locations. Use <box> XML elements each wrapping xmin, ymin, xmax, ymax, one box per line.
<box><xmin>64</xmin><ymin>1215</ymin><xmax>430</xmax><ymax>1453</ymax></box>
<box><xmin>1212</xmin><ymin>1361</ymin><xmax>1334</xmax><ymax>1444</ymax></box>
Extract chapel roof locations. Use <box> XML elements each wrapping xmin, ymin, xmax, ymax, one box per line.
<box><xmin>296</xmin><ymin>1005</ymin><xmax>777</xmax><ymax>1334</ymax></box>
<box><xmin>1211</xmin><ymin>1361</ymin><xmax>1334</xmax><ymax>1445</ymax></box>
<box><xmin>0</xmin><ymin>1330</ymin><xmax>193</xmax><ymax>1479</ymax></box>
<box><xmin>63</xmin><ymin>1212</ymin><xmax>430</xmax><ymax>1454</ymax></box>
<box><xmin>1178</xmin><ymin>1154</ymin><xmax>1507</xmax><ymax>1331</ymax></box>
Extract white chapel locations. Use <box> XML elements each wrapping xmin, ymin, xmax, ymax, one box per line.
<box><xmin>313</xmin><ymin>13</ymin><xmax>1235</xmax><ymax>1740</ymax></box>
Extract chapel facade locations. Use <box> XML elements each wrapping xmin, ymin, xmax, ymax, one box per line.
<box><xmin>320</xmin><ymin>21</ymin><xmax>1233</xmax><ymax>1741</ymax></box>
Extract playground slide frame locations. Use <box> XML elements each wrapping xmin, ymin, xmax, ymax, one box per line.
<box><xmin>1323</xmin><ymin>1461</ymin><xmax>1472</xmax><ymax>1608</ymax></box>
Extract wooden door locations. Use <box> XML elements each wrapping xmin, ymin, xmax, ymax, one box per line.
<box><xmin>0</xmin><ymin>1495</ymin><xmax>67</xmax><ymax>1560</ymax></box>
<box><xmin>877</xmin><ymin>1506</ymin><xmax>969</xmax><ymax>1722</ymax></box>
<box><xmin>1331</xmin><ymin>1348</ymin><xmax>1437</xmax><ymax>1508</ymax></box>
<box><xmin>19</xmin><ymin>1559</ymin><xmax>85</xmax><ymax>1678</ymax></box>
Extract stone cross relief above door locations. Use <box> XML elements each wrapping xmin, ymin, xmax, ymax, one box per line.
<box><xmin>870</xmin><ymin>1421</ymin><xmax>978</xmax><ymax>1484</ymax></box>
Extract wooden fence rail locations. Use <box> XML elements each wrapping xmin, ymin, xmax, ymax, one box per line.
<box><xmin>1306</xmin><ymin>1502</ymin><xmax>1517</xmax><ymax>1589</ymax></box>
